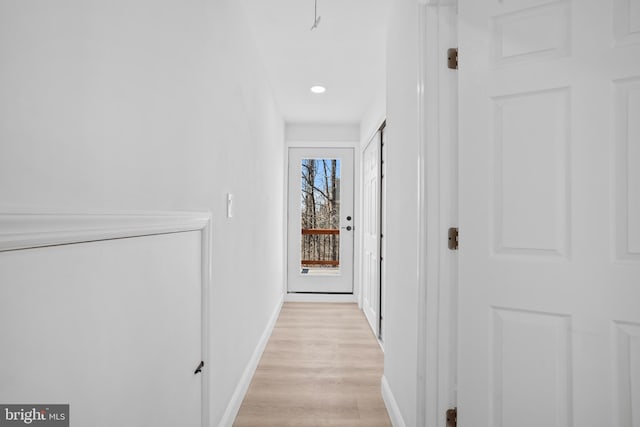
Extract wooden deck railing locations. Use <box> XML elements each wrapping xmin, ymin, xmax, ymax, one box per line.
<box><xmin>301</xmin><ymin>229</ymin><xmax>339</xmax><ymax>266</ymax></box>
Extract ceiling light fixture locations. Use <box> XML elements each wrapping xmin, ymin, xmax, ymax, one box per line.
<box><xmin>310</xmin><ymin>0</ymin><xmax>321</xmax><ymax>30</ymax></box>
<box><xmin>310</xmin><ymin>85</ymin><xmax>326</xmax><ymax>94</ymax></box>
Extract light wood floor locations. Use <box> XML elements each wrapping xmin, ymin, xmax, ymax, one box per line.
<box><xmin>233</xmin><ymin>302</ymin><xmax>392</xmax><ymax>427</ymax></box>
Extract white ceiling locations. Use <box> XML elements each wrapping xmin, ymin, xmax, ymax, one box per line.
<box><xmin>240</xmin><ymin>0</ymin><xmax>390</xmax><ymax>124</ymax></box>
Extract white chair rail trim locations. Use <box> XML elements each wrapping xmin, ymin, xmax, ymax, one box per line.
<box><xmin>0</xmin><ymin>211</ymin><xmax>211</xmax><ymax>252</ymax></box>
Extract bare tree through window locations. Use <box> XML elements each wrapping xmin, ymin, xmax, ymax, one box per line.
<box><xmin>300</xmin><ymin>158</ymin><xmax>341</xmax><ymax>273</ymax></box>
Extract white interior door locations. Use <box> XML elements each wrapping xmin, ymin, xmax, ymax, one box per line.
<box><xmin>458</xmin><ymin>1</ymin><xmax>640</xmax><ymax>426</ymax></box>
<box><xmin>287</xmin><ymin>147</ymin><xmax>354</xmax><ymax>293</ymax></box>
<box><xmin>0</xmin><ymin>232</ymin><xmax>202</xmax><ymax>426</ymax></box>
<box><xmin>380</xmin><ymin>128</ymin><xmax>386</xmax><ymax>340</ymax></box>
<box><xmin>363</xmin><ymin>132</ymin><xmax>381</xmax><ymax>336</ymax></box>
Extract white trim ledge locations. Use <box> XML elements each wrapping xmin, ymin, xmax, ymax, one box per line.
<box><xmin>0</xmin><ymin>211</ymin><xmax>211</xmax><ymax>252</ymax></box>
<box><xmin>285</xmin><ymin>293</ymin><xmax>357</xmax><ymax>303</ymax></box>
<box><xmin>218</xmin><ymin>294</ymin><xmax>284</xmax><ymax>427</ymax></box>
<box><xmin>381</xmin><ymin>375</ymin><xmax>407</xmax><ymax>427</ymax></box>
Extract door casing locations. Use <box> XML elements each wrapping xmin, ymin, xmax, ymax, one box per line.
<box><xmin>415</xmin><ymin>1</ymin><xmax>459</xmax><ymax>426</ymax></box>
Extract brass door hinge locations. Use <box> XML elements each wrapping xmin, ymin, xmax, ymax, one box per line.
<box><xmin>447</xmin><ymin>48</ymin><xmax>458</xmax><ymax>70</ymax></box>
<box><xmin>446</xmin><ymin>407</ymin><xmax>457</xmax><ymax>427</ymax></box>
<box><xmin>448</xmin><ymin>227</ymin><xmax>459</xmax><ymax>250</ymax></box>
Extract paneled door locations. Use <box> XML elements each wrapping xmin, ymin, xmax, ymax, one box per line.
<box><xmin>287</xmin><ymin>147</ymin><xmax>354</xmax><ymax>293</ymax></box>
<box><xmin>362</xmin><ymin>132</ymin><xmax>381</xmax><ymax>336</ymax></box>
<box><xmin>458</xmin><ymin>1</ymin><xmax>640</xmax><ymax>427</ymax></box>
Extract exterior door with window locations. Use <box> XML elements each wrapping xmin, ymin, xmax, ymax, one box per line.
<box><xmin>458</xmin><ymin>1</ymin><xmax>640</xmax><ymax>426</ymax></box>
<box><xmin>287</xmin><ymin>147</ymin><xmax>354</xmax><ymax>293</ymax></box>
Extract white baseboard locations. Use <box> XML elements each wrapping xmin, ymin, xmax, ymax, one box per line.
<box><xmin>381</xmin><ymin>375</ymin><xmax>407</xmax><ymax>427</ymax></box>
<box><xmin>217</xmin><ymin>293</ymin><xmax>284</xmax><ymax>427</ymax></box>
<box><xmin>284</xmin><ymin>293</ymin><xmax>357</xmax><ymax>303</ymax></box>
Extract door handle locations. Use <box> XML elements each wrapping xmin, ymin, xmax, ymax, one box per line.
<box><xmin>194</xmin><ymin>361</ymin><xmax>204</xmax><ymax>374</ymax></box>
<box><xmin>341</xmin><ymin>226</ymin><xmax>353</xmax><ymax>231</ymax></box>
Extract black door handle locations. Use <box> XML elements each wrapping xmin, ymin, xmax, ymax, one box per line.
<box><xmin>194</xmin><ymin>361</ymin><xmax>204</xmax><ymax>374</ymax></box>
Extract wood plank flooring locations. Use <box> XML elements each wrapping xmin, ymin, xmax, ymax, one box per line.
<box><xmin>233</xmin><ymin>302</ymin><xmax>392</xmax><ymax>427</ymax></box>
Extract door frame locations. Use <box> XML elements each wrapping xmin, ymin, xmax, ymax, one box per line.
<box><xmin>415</xmin><ymin>1</ymin><xmax>458</xmax><ymax>426</ymax></box>
<box><xmin>284</xmin><ymin>140</ymin><xmax>360</xmax><ymax>300</ymax></box>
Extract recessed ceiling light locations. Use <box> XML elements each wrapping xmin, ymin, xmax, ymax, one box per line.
<box><xmin>310</xmin><ymin>85</ymin><xmax>326</xmax><ymax>94</ymax></box>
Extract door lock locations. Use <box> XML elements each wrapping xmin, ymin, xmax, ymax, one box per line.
<box><xmin>341</xmin><ymin>226</ymin><xmax>352</xmax><ymax>231</ymax></box>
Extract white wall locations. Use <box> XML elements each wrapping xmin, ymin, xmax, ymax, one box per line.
<box><xmin>0</xmin><ymin>1</ymin><xmax>284</xmax><ymax>425</ymax></box>
<box><xmin>360</xmin><ymin>89</ymin><xmax>386</xmax><ymax>150</ymax></box>
<box><xmin>286</xmin><ymin>123</ymin><xmax>360</xmax><ymax>142</ymax></box>
<box><xmin>383</xmin><ymin>0</ymin><xmax>420</xmax><ymax>425</ymax></box>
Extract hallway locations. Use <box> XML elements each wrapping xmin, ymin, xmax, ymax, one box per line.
<box><xmin>234</xmin><ymin>303</ymin><xmax>391</xmax><ymax>426</ymax></box>
<box><xmin>2</xmin><ymin>0</ymin><xmax>640</xmax><ymax>425</ymax></box>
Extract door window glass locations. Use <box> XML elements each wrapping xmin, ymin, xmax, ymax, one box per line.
<box><xmin>300</xmin><ymin>158</ymin><xmax>341</xmax><ymax>275</ymax></box>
